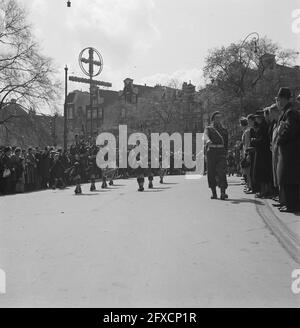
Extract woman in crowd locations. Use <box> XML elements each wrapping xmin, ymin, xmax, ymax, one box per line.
<box><xmin>251</xmin><ymin>111</ymin><xmax>272</xmax><ymax>198</ymax></box>
<box><xmin>25</xmin><ymin>147</ymin><xmax>37</xmax><ymax>192</ymax></box>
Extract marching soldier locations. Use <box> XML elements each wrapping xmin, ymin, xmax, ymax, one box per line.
<box><xmin>87</xmin><ymin>146</ymin><xmax>98</xmax><ymax>191</ymax></box>
<box><xmin>204</xmin><ymin>111</ymin><xmax>229</xmax><ymax>200</ymax></box>
<box><xmin>158</xmin><ymin>151</ymin><xmax>168</xmax><ymax>184</ymax></box>
<box><xmin>133</xmin><ymin>139</ymin><xmax>154</xmax><ymax>191</ymax></box>
<box><xmin>134</xmin><ymin>140</ymin><xmax>146</xmax><ymax>191</ymax></box>
<box><xmin>70</xmin><ymin>154</ymin><xmax>83</xmax><ymax>194</ymax></box>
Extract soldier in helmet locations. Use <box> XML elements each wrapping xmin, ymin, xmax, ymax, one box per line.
<box><xmin>70</xmin><ymin>154</ymin><xmax>83</xmax><ymax>194</ymax></box>
<box><xmin>87</xmin><ymin>146</ymin><xmax>98</xmax><ymax>191</ymax></box>
<box><xmin>132</xmin><ymin>139</ymin><xmax>154</xmax><ymax>192</ymax></box>
<box><xmin>204</xmin><ymin>111</ymin><xmax>229</xmax><ymax>200</ymax></box>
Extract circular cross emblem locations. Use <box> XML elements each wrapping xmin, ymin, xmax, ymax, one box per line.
<box><xmin>78</xmin><ymin>47</ymin><xmax>103</xmax><ymax>78</ymax></box>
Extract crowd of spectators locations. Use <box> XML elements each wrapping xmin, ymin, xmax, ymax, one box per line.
<box><xmin>0</xmin><ymin>135</ymin><xmax>104</xmax><ymax>196</ymax></box>
<box><xmin>239</xmin><ymin>87</ymin><xmax>300</xmax><ymax>213</ymax></box>
<box><xmin>0</xmin><ymin>134</ymin><xmax>183</xmax><ymax>196</ymax></box>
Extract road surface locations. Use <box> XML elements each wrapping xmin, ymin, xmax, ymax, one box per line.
<box><xmin>0</xmin><ymin>175</ymin><xmax>299</xmax><ymax>307</ymax></box>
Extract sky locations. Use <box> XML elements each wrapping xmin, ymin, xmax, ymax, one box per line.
<box><xmin>15</xmin><ymin>0</ymin><xmax>300</xmax><ymax>112</ymax></box>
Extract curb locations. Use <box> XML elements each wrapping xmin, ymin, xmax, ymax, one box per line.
<box><xmin>256</xmin><ymin>199</ymin><xmax>300</xmax><ymax>264</ymax></box>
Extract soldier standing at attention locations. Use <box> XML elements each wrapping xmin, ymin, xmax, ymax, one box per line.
<box><xmin>204</xmin><ymin>111</ymin><xmax>229</xmax><ymax>200</ymax></box>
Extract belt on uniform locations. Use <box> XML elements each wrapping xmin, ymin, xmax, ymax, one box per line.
<box><xmin>209</xmin><ymin>144</ymin><xmax>224</xmax><ymax>148</ymax></box>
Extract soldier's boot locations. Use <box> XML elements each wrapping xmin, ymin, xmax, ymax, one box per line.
<box><xmin>90</xmin><ymin>181</ymin><xmax>96</xmax><ymax>191</ymax></box>
<box><xmin>160</xmin><ymin>176</ymin><xmax>164</xmax><ymax>184</ymax></box>
<box><xmin>75</xmin><ymin>184</ymin><xmax>81</xmax><ymax>194</ymax></box>
<box><xmin>90</xmin><ymin>175</ymin><xmax>96</xmax><ymax>191</ymax></box>
<box><xmin>137</xmin><ymin>177</ymin><xmax>144</xmax><ymax>191</ymax></box>
<box><xmin>101</xmin><ymin>176</ymin><xmax>107</xmax><ymax>189</ymax></box>
<box><xmin>210</xmin><ymin>187</ymin><xmax>217</xmax><ymax>199</ymax></box>
<box><xmin>109</xmin><ymin>179</ymin><xmax>114</xmax><ymax>186</ymax></box>
<box><xmin>78</xmin><ymin>185</ymin><xmax>82</xmax><ymax>194</ymax></box>
<box><xmin>60</xmin><ymin>178</ymin><xmax>66</xmax><ymax>189</ymax></box>
<box><xmin>220</xmin><ymin>187</ymin><xmax>228</xmax><ymax>200</ymax></box>
<box><xmin>148</xmin><ymin>175</ymin><xmax>154</xmax><ymax>189</ymax></box>
<box><xmin>52</xmin><ymin>178</ymin><xmax>58</xmax><ymax>190</ymax></box>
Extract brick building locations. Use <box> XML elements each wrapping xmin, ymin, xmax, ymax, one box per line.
<box><xmin>66</xmin><ymin>78</ymin><xmax>204</xmax><ymax>145</ymax></box>
<box><xmin>0</xmin><ymin>100</ymin><xmax>63</xmax><ymax>148</ymax></box>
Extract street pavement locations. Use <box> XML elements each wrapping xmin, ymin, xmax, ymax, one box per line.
<box><xmin>0</xmin><ymin>175</ymin><xmax>299</xmax><ymax>307</ymax></box>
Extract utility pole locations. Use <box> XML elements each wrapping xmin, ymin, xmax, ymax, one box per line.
<box><xmin>64</xmin><ymin>65</ymin><xmax>68</xmax><ymax>151</ymax></box>
<box><xmin>89</xmin><ymin>48</ymin><xmax>94</xmax><ymax>137</ymax></box>
<box><xmin>69</xmin><ymin>47</ymin><xmax>111</xmax><ymax>140</ymax></box>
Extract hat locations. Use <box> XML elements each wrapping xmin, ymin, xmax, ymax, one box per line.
<box><xmin>247</xmin><ymin>114</ymin><xmax>255</xmax><ymax>120</ymax></box>
<box><xmin>277</xmin><ymin>87</ymin><xmax>291</xmax><ymax>100</ymax></box>
<box><xmin>210</xmin><ymin>111</ymin><xmax>221</xmax><ymax>121</ymax></box>
<box><xmin>254</xmin><ymin>110</ymin><xmax>264</xmax><ymax>118</ymax></box>
<box><xmin>240</xmin><ymin>117</ymin><xmax>248</xmax><ymax>127</ymax></box>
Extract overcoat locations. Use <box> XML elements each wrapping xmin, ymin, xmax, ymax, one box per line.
<box><xmin>251</xmin><ymin>119</ymin><xmax>272</xmax><ymax>184</ymax></box>
<box><xmin>276</xmin><ymin>103</ymin><xmax>300</xmax><ymax>185</ymax></box>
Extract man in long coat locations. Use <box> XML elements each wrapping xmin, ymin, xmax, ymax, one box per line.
<box><xmin>251</xmin><ymin>111</ymin><xmax>272</xmax><ymax>198</ymax></box>
<box><xmin>204</xmin><ymin>111</ymin><xmax>229</xmax><ymax>200</ymax></box>
<box><xmin>276</xmin><ymin>87</ymin><xmax>300</xmax><ymax>213</ymax></box>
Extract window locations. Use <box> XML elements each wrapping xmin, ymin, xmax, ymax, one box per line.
<box><xmin>121</xmin><ymin>108</ymin><xmax>126</xmax><ymax>119</ymax></box>
<box><xmin>98</xmin><ymin>107</ymin><xmax>103</xmax><ymax>119</ymax></box>
<box><xmin>86</xmin><ymin>108</ymin><xmax>91</xmax><ymax>119</ymax></box>
<box><xmin>92</xmin><ymin>108</ymin><xmax>97</xmax><ymax>119</ymax></box>
<box><xmin>184</xmin><ymin>120</ymin><xmax>189</xmax><ymax>130</ymax></box>
<box><xmin>125</xmin><ymin>94</ymin><xmax>131</xmax><ymax>103</ymax></box>
<box><xmin>67</xmin><ymin>106</ymin><xmax>74</xmax><ymax>119</ymax></box>
<box><xmin>86</xmin><ymin>106</ymin><xmax>98</xmax><ymax>119</ymax></box>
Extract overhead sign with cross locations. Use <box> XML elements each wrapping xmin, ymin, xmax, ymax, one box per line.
<box><xmin>69</xmin><ymin>47</ymin><xmax>112</xmax><ymax>137</ymax></box>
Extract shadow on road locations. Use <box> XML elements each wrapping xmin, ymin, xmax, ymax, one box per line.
<box><xmin>229</xmin><ymin>198</ymin><xmax>264</xmax><ymax>205</ymax></box>
<box><xmin>73</xmin><ymin>190</ymin><xmax>112</xmax><ymax>196</ymax></box>
<box><xmin>152</xmin><ymin>186</ymin><xmax>171</xmax><ymax>190</ymax></box>
<box><xmin>108</xmin><ymin>184</ymin><xmax>126</xmax><ymax>187</ymax></box>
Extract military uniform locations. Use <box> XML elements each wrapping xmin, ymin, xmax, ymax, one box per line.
<box><xmin>204</xmin><ymin>123</ymin><xmax>228</xmax><ymax>199</ymax></box>
<box><xmin>70</xmin><ymin>160</ymin><xmax>83</xmax><ymax>194</ymax></box>
<box><xmin>87</xmin><ymin>146</ymin><xmax>98</xmax><ymax>191</ymax></box>
<box><xmin>133</xmin><ymin>141</ymin><xmax>154</xmax><ymax>191</ymax></box>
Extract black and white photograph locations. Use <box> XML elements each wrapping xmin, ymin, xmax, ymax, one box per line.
<box><xmin>0</xmin><ymin>0</ymin><xmax>300</xmax><ymax>312</ymax></box>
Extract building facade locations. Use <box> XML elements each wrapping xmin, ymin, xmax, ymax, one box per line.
<box><xmin>66</xmin><ymin>78</ymin><xmax>204</xmax><ymax>146</ymax></box>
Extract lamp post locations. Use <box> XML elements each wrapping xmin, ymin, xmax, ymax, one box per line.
<box><xmin>238</xmin><ymin>32</ymin><xmax>260</xmax><ymax>116</ymax></box>
<box><xmin>63</xmin><ymin>65</ymin><xmax>68</xmax><ymax>151</ymax></box>
<box><xmin>239</xmin><ymin>32</ymin><xmax>260</xmax><ymax>54</ymax></box>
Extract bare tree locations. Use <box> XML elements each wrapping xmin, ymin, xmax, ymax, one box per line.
<box><xmin>146</xmin><ymin>88</ymin><xmax>181</xmax><ymax>132</ymax></box>
<box><xmin>203</xmin><ymin>37</ymin><xmax>297</xmax><ymax>116</ymax></box>
<box><xmin>0</xmin><ymin>0</ymin><xmax>61</xmax><ymax>126</ymax></box>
